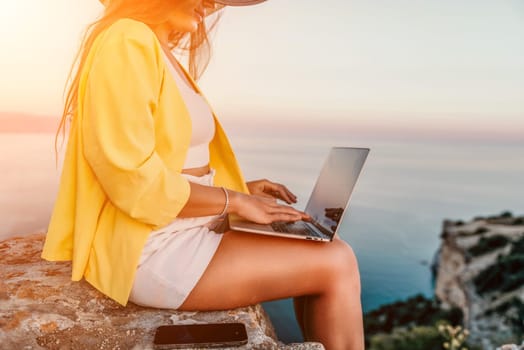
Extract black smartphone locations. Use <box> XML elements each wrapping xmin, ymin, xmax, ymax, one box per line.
<box><xmin>153</xmin><ymin>322</ymin><xmax>248</xmax><ymax>349</ymax></box>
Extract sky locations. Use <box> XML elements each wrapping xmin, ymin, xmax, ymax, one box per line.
<box><xmin>0</xmin><ymin>0</ymin><xmax>523</xmax><ymax>140</ymax></box>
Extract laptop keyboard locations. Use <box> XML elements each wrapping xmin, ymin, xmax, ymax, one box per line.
<box><xmin>271</xmin><ymin>221</ymin><xmax>291</xmax><ymax>233</ymax></box>
<box><xmin>271</xmin><ymin>221</ymin><xmax>322</xmax><ymax>237</ymax></box>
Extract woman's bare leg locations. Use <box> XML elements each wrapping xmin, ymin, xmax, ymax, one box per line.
<box><xmin>293</xmin><ymin>296</ymin><xmax>307</xmax><ymax>336</ymax></box>
<box><xmin>179</xmin><ymin>231</ymin><xmax>364</xmax><ymax>350</ymax></box>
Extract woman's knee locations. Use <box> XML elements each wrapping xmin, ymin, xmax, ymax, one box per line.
<box><xmin>319</xmin><ymin>239</ymin><xmax>361</xmax><ymax>290</ymax></box>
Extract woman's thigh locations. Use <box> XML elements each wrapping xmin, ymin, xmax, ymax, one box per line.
<box><xmin>179</xmin><ymin>230</ymin><xmax>359</xmax><ymax>311</ymax></box>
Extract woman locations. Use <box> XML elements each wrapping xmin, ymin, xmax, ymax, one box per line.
<box><xmin>42</xmin><ymin>0</ymin><xmax>364</xmax><ymax>348</ymax></box>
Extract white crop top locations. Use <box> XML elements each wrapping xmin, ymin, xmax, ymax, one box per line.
<box><xmin>161</xmin><ymin>51</ymin><xmax>215</xmax><ymax>169</ymax></box>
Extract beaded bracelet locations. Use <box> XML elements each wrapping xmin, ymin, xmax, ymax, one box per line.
<box><xmin>218</xmin><ymin>187</ymin><xmax>229</xmax><ymax>217</ymax></box>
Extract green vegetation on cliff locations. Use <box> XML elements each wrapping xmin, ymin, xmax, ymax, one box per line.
<box><xmin>467</xmin><ymin>234</ymin><xmax>510</xmax><ymax>257</ymax></box>
<box><xmin>365</xmin><ymin>294</ymin><xmax>463</xmax><ymax>334</ymax></box>
<box><xmin>474</xmin><ymin>211</ymin><xmax>524</xmax><ymax>225</ymax></box>
<box><xmin>474</xmin><ymin>235</ymin><xmax>524</xmax><ymax>295</ymax></box>
<box><xmin>368</xmin><ymin>326</ymin><xmax>443</xmax><ymax>350</ymax></box>
<box><xmin>485</xmin><ymin>297</ymin><xmax>524</xmax><ymax>338</ymax></box>
<box><xmin>363</xmin><ymin>294</ymin><xmax>468</xmax><ymax>349</ymax></box>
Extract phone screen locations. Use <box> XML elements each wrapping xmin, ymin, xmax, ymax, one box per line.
<box><xmin>153</xmin><ymin>323</ymin><xmax>248</xmax><ymax>348</ymax></box>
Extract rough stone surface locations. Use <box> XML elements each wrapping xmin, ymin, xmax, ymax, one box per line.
<box><xmin>435</xmin><ymin>218</ymin><xmax>524</xmax><ymax>349</ymax></box>
<box><xmin>497</xmin><ymin>344</ymin><xmax>524</xmax><ymax>350</ymax></box>
<box><xmin>0</xmin><ymin>233</ymin><xmax>324</xmax><ymax>350</ymax></box>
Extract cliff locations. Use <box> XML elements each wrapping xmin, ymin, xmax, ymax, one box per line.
<box><xmin>435</xmin><ymin>212</ymin><xmax>524</xmax><ymax>349</ymax></box>
<box><xmin>0</xmin><ymin>233</ymin><xmax>324</xmax><ymax>350</ymax></box>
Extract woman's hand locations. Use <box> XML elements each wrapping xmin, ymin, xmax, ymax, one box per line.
<box><xmin>229</xmin><ymin>191</ymin><xmax>308</xmax><ymax>225</ymax></box>
<box><xmin>246</xmin><ymin>179</ymin><xmax>297</xmax><ymax>204</ymax></box>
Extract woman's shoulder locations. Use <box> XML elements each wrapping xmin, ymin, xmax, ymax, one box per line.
<box><xmin>86</xmin><ymin>18</ymin><xmax>163</xmax><ymax>79</ymax></box>
<box><xmin>100</xmin><ymin>18</ymin><xmax>158</xmax><ymax>47</ymax></box>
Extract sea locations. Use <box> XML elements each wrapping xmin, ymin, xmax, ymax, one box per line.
<box><xmin>1</xmin><ymin>128</ymin><xmax>523</xmax><ymax>343</ymax></box>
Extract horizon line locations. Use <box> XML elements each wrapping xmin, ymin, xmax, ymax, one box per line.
<box><xmin>1</xmin><ymin>110</ymin><xmax>523</xmax><ymax>145</ymax></box>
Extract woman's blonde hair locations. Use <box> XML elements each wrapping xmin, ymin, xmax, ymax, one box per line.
<box><xmin>55</xmin><ymin>0</ymin><xmax>221</xmax><ymax>157</ymax></box>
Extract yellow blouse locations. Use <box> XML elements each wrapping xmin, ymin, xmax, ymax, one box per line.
<box><xmin>41</xmin><ymin>18</ymin><xmax>249</xmax><ymax>306</ymax></box>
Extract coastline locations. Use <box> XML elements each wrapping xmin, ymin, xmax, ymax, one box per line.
<box><xmin>364</xmin><ymin>211</ymin><xmax>524</xmax><ymax>349</ymax></box>
<box><xmin>435</xmin><ymin>212</ymin><xmax>524</xmax><ymax>348</ymax></box>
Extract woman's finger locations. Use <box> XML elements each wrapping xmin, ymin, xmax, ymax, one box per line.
<box><xmin>248</xmin><ymin>179</ymin><xmax>297</xmax><ymax>204</ymax></box>
<box><xmin>281</xmin><ymin>186</ymin><xmax>297</xmax><ymax>203</ymax></box>
<box><xmin>266</xmin><ymin>205</ymin><xmax>298</xmax><ymax>216</ymax></box>
<box><xmin>254</xmin><ymin>194</ymin><xmax>277</xmax><ymax>203</ymax></box>
<box><xmin>266</xmin><ymin>203</ymin><xmax>308</xmax><ymax>221</ymax></box>
<box><xmin>271</xmin><ymin>214</ymin><xmax>301</xmax><ymax>222</ymax></box>
<box><xmin>269</xmin><ymin>211</ymin><xmax>308</xmax><ymax>222</ymax></box>
<box><xmin>265</xmin><ymin>183</ymin><xmax>297</xmax><ymax>204</ymax></box>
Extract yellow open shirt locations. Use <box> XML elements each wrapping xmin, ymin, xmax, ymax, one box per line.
<box><xmin>41</xmin><ymin>18</ymin><xmax>249</xmax><ymax>306</ymax></box>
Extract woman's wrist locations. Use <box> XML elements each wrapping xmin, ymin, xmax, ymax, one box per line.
<box><xmin>218</xmin><ymin>187</ymin><xmax>229</xmax><ymax>216</ymax></box>
<box><xmin>226</xmin><ymin>190</ymin><xmax>242</xmax><ymax>215</ymax></box>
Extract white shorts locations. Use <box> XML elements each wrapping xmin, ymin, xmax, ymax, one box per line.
<box><xmin>129</xmin><ymin>169</ymin><xmax>224</xmax><ymax>309</ymax></box>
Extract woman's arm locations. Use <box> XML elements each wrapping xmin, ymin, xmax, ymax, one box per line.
<box><xmin>82</xmin><ymin>23</ymin><xmax>191</xmax><ymax>228</ymax></box>
<box><xmin>178</xmin><ymin>182</ymin><xmax>308</xmax><ymax>224</ymax></box>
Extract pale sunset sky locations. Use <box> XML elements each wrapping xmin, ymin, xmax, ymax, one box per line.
<box><xmin>0</xmin><ymin>0</ymin><xmax>523</xmax><ymax>141</ymax></box>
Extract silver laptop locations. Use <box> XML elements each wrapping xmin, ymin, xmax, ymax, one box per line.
<box><xmin>229</xmin><ymin>147</ymin><xmax>369</xmax><ymax>242</ymax></box>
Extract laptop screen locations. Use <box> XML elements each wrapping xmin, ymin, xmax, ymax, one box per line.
<box><xmin>304</xmin><ymin>147</ymin><xmax>369</xmax><ymax>235</ymax></box>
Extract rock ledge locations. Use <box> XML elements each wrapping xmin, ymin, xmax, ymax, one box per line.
<box><xmin>0</xmin><ymin>233</ymin><xmax>324</xmax><ymax>350</ymax></box>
